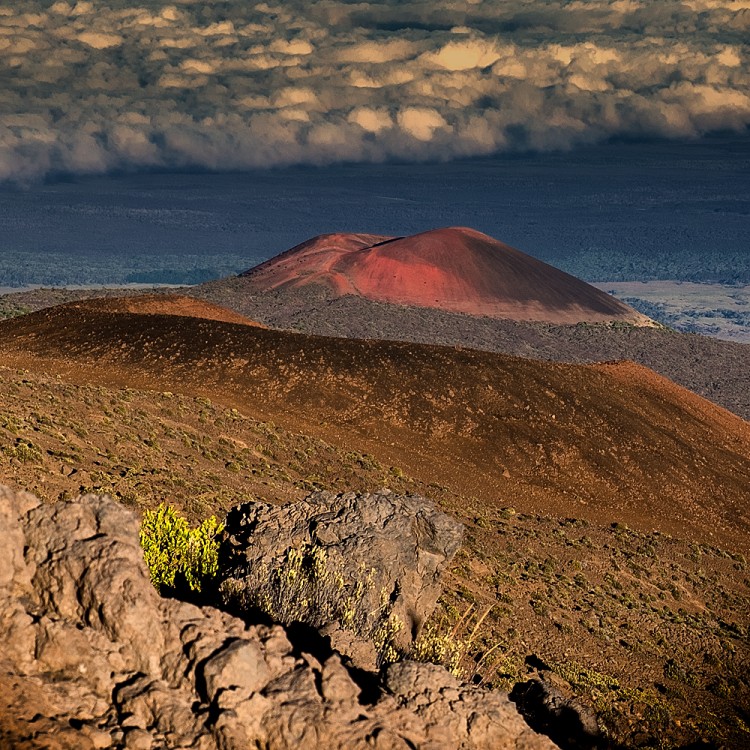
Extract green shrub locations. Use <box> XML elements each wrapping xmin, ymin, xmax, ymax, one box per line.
<box><xmin>139</xmin><ymin>504</ymin><xmax>223</xmax><ymax>593</ymax></box>
<box><xmin>2</xmin><ymin>438</ymin><xmax>43</xmax><ymax>464</ymax></box>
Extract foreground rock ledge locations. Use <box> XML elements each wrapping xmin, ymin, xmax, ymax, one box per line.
<box><xmin>0</xmin><ymin>487</ymin><xmax>556</xmax><ymax>750</ymax></box>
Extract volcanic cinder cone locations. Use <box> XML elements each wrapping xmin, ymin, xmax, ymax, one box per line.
<box><xmin>239</xmin><ymin>227</ymin><xmax>651</xmax><ymax>325</ymax></box>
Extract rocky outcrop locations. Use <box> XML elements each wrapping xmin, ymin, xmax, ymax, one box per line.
<box><xmin>511</xmin><ymin>669</ymin><xmax>603</xmax><ymax>750</ymax></box>
<box><xmin>219</xmin><ymin>489</ymin><xmax>465</xmax><ymax>654</ymax></box>
<box><xmin>387</xmin><ymin>661</ymin><xmax>559</xmax><ymax>750</ymax></box>
<box><xmin>0</xmin><ymin>486</ymin><xmax>556</xmax><ymax>749</ymax></box>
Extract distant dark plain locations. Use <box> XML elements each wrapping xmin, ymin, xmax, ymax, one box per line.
<box><xmin>0</xmin><ymin>136</ymin><xmax>748</xmax><ymax>286</ymax></box>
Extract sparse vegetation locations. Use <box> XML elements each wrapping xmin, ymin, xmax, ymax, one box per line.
<box><xmin>220</xmin><ymin>538</ymin><xmax>497</xmax><ymax>675</ymax></box>
<box><xmin>221</xmin><ymin>541</ymin><xmax>407</xmax><ymax>667</ymax></box>
<box><xmin>0</xmin><ymin>302</ymin><xmax>31</xmax><ymax>320</ymax></box>
<box><xmin>0</xmin><ymin>368</ymin><xmax>415</xmax><ymax>517</ymax></box>
<box><xmin>1</xmin><ymin>357</ymin><xmax>748</xmax><ymax>748</ymax></box>
<box><xmin>2</xmin><ymin>437</ymin><xmax>43</xmax><ymax>464</ymax></box>
<box><xmin>442</xmin><ymin>510</ymin><xmax>750</xmax><ymax>747</ymax></box>
<box><xmin>409</xmin><ymin>604</ymin><xmax>494</xmax><ymax>678</ymax></box>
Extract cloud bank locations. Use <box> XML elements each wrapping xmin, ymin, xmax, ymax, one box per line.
<box><xmin>1</xmin><ymin>0</ymin><xmax>748</xmax><ymax>182</ymax></box>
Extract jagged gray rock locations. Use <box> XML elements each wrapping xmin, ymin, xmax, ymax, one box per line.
<box><xmin>220</xmin><ymin>489</ymin><xmax>464</xmax><ymax>652</ymax></box>
<box><xmin>388</xmin><ymin>661</ymin><xmax>560</xmax><ymax>750</ymax></box>
<box><xmin>0</xmin><ymin>486</ymin><xmax>556</xmax><ymax>750</ymax></box>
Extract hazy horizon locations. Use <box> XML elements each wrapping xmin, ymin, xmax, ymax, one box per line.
<box><xmin>1</xmin><ymin>135</ymin><xmax>748</xmax><ymax>287</ymax></box>
<box><xmin>1</xmin><ymin>0</ymin><xmax>748</xmax><ymax>288</ymax></box>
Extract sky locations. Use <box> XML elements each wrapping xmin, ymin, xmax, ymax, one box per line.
<box><xmin>1</xmin><ymin>0</ymin><xmax>748</xmax><ymax>183</ymax></box>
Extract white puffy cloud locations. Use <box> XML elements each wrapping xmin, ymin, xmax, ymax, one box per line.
<box><xmin>334</xmin><ymin>39</ymin><xmax>418</xmax><ymax>64</ymax></box>
<box><xmin>422</xmin><ymin>39</ymin><xmax>500</xmax><ymax>71</ymax></box>
<box><xmin>0</xmin><ymin>0</ymin><xmax>748</xmax><ymax>182</ymax></box>
<box><xmin>348</xmin><ymin>107</ymin><xmax>393</xmax><ymax>133</ymax></box>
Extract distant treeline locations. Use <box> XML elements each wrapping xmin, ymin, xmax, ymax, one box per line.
<box><xmin>556</xmin><ymin>248</ymin><xmax>750</xmax><ymax>285</ymax></box>
<box><xmin>0</xmin><ymin>252</ymin><xmax>261</xmax><ymax>287</ymax></box>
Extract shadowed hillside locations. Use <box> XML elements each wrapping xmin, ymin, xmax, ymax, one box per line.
<box><xmin>3</xmin><ymin>281</ymin><xmax>749</xmax><ymax>424</ymax></box>
<box><xmin>189</xmin><ymin>282</ymin><xmax>750</xmax><ymax>423</ymax></box>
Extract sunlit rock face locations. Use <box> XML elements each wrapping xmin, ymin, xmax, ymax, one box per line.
<box><xmin>239</xmin><ymin>227</ymin><xmax>653</xmax><ymax>324</ymax></box>
<box><xmin>0</xmin><ymin>486</ymin><xmax>556</xmax><ymax>750</ymax></box>
<box><xmin>1</xmin><ymin>0</ymin><xmax>748</xmax><ymax>182</ymax></box>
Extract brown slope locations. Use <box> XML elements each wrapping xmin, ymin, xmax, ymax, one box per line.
<box><xmin>57</xmin><ymin>293</ymin><xmax>265</xmax><ymax>327</ymax></box>
<box><xmin>0</xmin><ymin>299</ymin><xmax>748</xmax><ymax>553</ymax></box>
<box><xmin>238</xmin><ymin>227</ymin><xmax>651</xmax><ymax>325</ymax></box>
<box><xmin>1</xmin><ymin>336</ymin><xmax>749</xmax><ymax>749</ymax></box>
<box><xmin>0</xmin><ymin>366</ymin><xmax>416</xmax><ymax>516</ymax></box>
<box><xmin>187</xmin><ymin>282</ymin><xmax>750</xmax><ymax>423</ymax></box>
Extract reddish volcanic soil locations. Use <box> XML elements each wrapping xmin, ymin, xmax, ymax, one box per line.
<box><xmin>1</xmin><ymin>297</ymin><xmax>748</xmax><ymax>554</ymax></box>
<box><xmin>59</xmin><ymin>294</ymin><xmax>264</xmax><ymax>327</ymax></box>
<box><xmin>240</xmin><ymin>227</ymin><xmax>650</xmax><ymax>325</ymax></box>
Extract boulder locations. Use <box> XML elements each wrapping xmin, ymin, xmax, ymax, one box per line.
<box><xmin>388</xmin><ymin>661</ymin><xmax>559</xmax><ymax>750</ymax></box>
<box><xmin>220</xmin><ymin>489</ymin><xmax>464</xmax><ymax>652</ymax></box>
<box><xmin>0</xmin><ymin>486</ymin><xmax>556</xmax><ymax>749</ymax></box>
